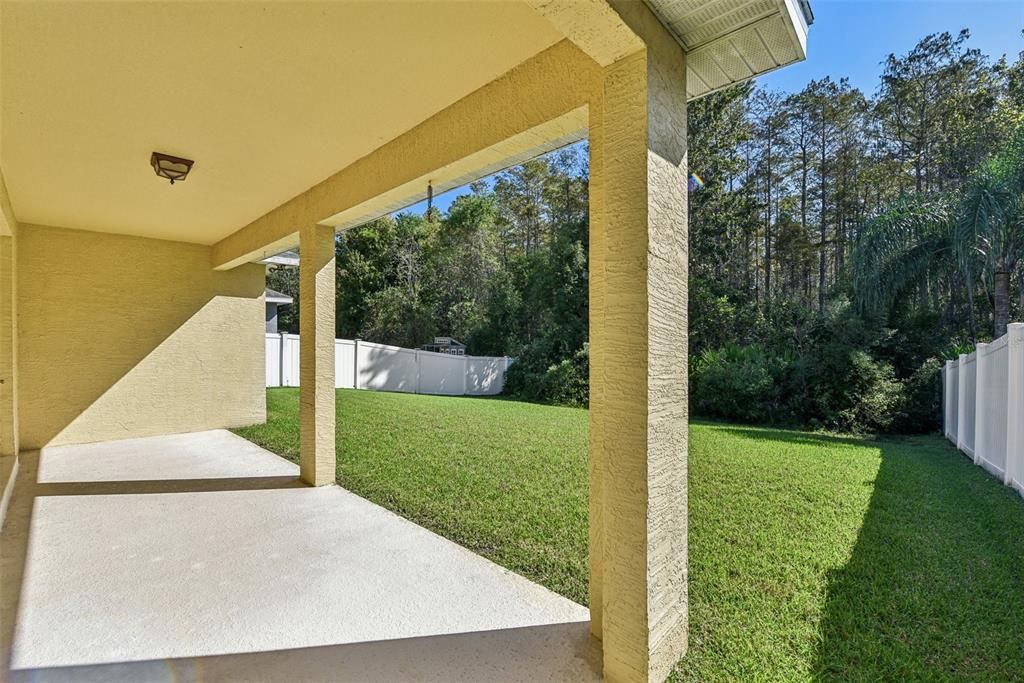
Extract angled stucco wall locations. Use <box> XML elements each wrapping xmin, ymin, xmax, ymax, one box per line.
<box><xmin>0</xmin><ymin>167</ymin><xmax>19</xmax><ymax>458</ymax></box>
<box><xmin>16</xmin><ymin>224</ymin><xmax>265</xmax><ymax>449</ymax></box>
<box><xmin>0</xmin><ymin>165</ymin><xmax>20</xmax><ymax>525</ymax></box>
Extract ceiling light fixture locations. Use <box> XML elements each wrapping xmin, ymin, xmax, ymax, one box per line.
<box><xmin>150</xmin><ymin>152</ymin><xmax>194</xmax><ymax>185</ymax></box>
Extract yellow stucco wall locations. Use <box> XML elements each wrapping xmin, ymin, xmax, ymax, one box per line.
<box><xmin>17</xmin><ymin>224</ymin><xmax>265</xmax><ymax>449</ymax></box>
<box><xmin>0</xmin><ymin>166</ymin><xmax>20</xmax><ymax>459</ymax></box>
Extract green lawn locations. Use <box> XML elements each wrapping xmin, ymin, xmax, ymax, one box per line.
<box><xmin>235</xmin><ymin>388</ymin><xmax>1024</xmax><ymax>681</ymax></box>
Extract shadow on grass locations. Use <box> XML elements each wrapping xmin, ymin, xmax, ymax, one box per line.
<box><xmin>713</xmin><ymin>423</ymin><xmax>872</xmax><ymax>449</ymax></box>
<box><xmin>812</xmin><ymin>435</ymin><xmax>1024</xmax><ymax>680</ymax></box>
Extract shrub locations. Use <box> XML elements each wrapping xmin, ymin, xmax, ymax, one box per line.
<box><xmin>691</xmin><ymin>344</ymin><xmax>793</xmax><ymax>423</ymax></box>
<box><xmin>892</xmin><ymin>358</ymin><xmax>943</xmax><ymax>433</ymax></box>
<box><xmin>504</xmin><ymin>343</ymin><xmax>589</xmax><ymax>407</ymax></box>
<box><xmin>826</xmin><ymin>351</ymin><xmax>903</xmax><ymax>433</ymax></box>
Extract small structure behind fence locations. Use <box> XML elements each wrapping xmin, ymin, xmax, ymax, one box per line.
<box><xmin>944</xmin><ymin>322</ymin><xmax>1024</xmax><ymax>497</ymax></box>
<box><xmin>266</xmin><ymin>334</ymin><xmax>512</xmax><ymax>397</ymax></box>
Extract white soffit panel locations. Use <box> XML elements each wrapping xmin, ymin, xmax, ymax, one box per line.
<box><xmin>645</xmin><ymin>0</ymin><xmax>812</xmax><ymax>100</ymax></box>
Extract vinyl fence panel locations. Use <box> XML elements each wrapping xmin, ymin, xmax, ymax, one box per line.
<box><xmin>266</xmin><ymin>333</ymin><xmax>511</xmax><ymax>398</ymax></box>
<box><xmin>265</xmin><ymin>333</ymin><xmax>282</xmax><ymax>387</ymax></box>
<box><xmin>945</xmin><ymin>359</ymin><xmax>959</xmax><ymax>444</ymax></box>
<box><xmin>281</xmin><ymin>334</ymin><xmax>300</xmax><ymax>387</ymax></box>
<box><xmin>943</xmin><ymin>323</ymin><xmax>1024</xmax><ymax>498</ymax></box>
<box><xmin>959</xmin><ymin>351</ymin><xmax>977</xmax><ymax>458</ymax></box>
<box><xmin>466</xmin><ymin>356</ymin><xmax>510</xmax><ymax>395</ymax></box>
<box><xmin>334</xmin><ymin>339</ymin><xmax>355</xmax><ymax>389</ymax></box>
<box><xmin>976</xmin><ymin>338</ymin><xmax>1009</xmax><ymax>478</ymax></box>
<box><xmin>418</xmin><ymin>350</ymin><xmax>467</xmax><ymax>396</ymax></box>
<box><xmin>358</xmin><ymin>341</ymin><xmax>418</xmax><ymax>394</ymax></box>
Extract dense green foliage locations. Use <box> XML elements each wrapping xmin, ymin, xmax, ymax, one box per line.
<box><xmin>269</xmin><ymin>149</ymin><xmax>590</xmax><ymax>406</ymax></box>
<box><xmin>236</xmin><ymin>390</ymin><xmax>1024</xmax><ymax>680</ymax></box>
<box><xmin>266</xmin><ymin>30</ymin><xmax>1024</xmax><ymax>431</ymax></box>
<box><xmin>687</xmin><ymin>30</ymin><xmax>1023</xmax><ymax>432</ymax></box>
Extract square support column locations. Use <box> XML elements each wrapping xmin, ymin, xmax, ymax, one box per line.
<box><xmin>589</xmin><ymin>15</ymin><xmax>688</xmax><ymax>683</ymax></box>
<box><xmin>299</xmin><ymin>224</ymin><xmax>336</xmax><ymax>486</ymax></box>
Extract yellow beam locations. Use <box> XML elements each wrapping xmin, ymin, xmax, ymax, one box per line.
<box><xmin>211</xmin><ymin>39</ymin><xmax>599</xmax><ymax>270</ymax></box>
<box><xmin>525</xmin><ymin>0</ymin><xmax>644</xmax><ymax>66</ymax></box>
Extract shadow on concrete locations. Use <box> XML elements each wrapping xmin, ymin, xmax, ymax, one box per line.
<box><xmin>32</xmin><ymin>476</ymin><xmax>304</xmax><ymax>496</ymax></box>
<box><xmin>8</xmin><ymin>620</ymin><xmax>601</xmax><ymax>682</ymax></box>
<box><xmin>1</xmin><ymin>451</ymin><xmax>302</xmax><ymax>678</ymax></box>
<box><xmin>2</xmin><ymin>433</ymin><xmax>594</xmax><ymax>682</ymax></box>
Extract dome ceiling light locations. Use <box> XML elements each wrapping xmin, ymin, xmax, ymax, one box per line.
<box><xmin>150</xmin><ymin>152</ymin><xmax>194</xmax><ymax>185</ymax></box>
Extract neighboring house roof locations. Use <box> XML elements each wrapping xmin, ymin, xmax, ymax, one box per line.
<box><xmin>429</xmin><ymin>337</ymin><xmax>465</xmax><ymax>347</ymax></box>
<box><xmin>265</xmin><ymin>288</ymin><xmax>294</xmax><ymax>305</ymax></box>
<box><xmin>260</xmin><ymin>249</ymin><xmax>300</xmax><ymax>267</ymax></box>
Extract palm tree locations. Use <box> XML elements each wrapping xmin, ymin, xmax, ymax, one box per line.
<box><xmin>956</xmin><ymin>127</ymin><xmax>1024</xmax><ymax>338</ymax></box>
<box><xmin>853</xmin><ymin>126</ymin><xmax>1024</xmax><ymax>339</ymax></box>
<box><xmin>851</xmin><ymin>193</ymin><xmax>975</xmax><ymax>337</ymax></box>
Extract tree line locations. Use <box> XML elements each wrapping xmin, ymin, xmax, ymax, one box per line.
<box><xmin>270</xmin><ymin>29</ymin><xmax>1024</xmax><ymax>432</ymax></box>
<box><xmin>688</xmin><ymin>29</ymin><xmax>1023</xmax><ymax>432</ymax></box>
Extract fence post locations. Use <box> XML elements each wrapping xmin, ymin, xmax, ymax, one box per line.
<box><xmin>353</xmin><ymin>339</ymin><xmax>361</xmax><ymax>390</ymax></box>
<box><xmin>957</xmin><ymin>353</ymin><xmax>969</xmax><ymax>454</ymax></box>
<box><xmin>278</xmin><ymin>332</ymin><xmax>286</xmax><ymax>387</ymax></box>
<box><xmin>943</xmin><ymin>360</ymin><xmax>952</xmax><ymax>440</ymax></box>
<box><xmin>1005</xmin><ymin>323</ymin><xmax>1024</xmax><ymax>487</ymax></box>
<box><xmin>461</xmin><ymin>355</ymin><xmax>468</xmax><ymax>396</ymax></box>
<box><xmin>974</xmin><ymin>343</ymin><xmax>989</xmax><ymax>466</ymax></box>
<box><xmin>415</xmin><ymin>350</ymin><xmax>421</xmax><ymax>394</ymax></box>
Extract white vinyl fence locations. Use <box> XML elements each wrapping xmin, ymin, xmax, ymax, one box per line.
<box><xmin>943</xmin><ymin>323</ymin><xmax>1024</xmax><ymax>496</ymax></box>
<box><xmin>266</xmin><ymin>333</ymin><xmax>512</xmax><ymax>397</ymax></box>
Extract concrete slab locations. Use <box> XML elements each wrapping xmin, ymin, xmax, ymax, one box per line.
<box><xmin>1</xmin><ymin>430</ymin><xmax>597</xmax><ymax>682</ymax></box>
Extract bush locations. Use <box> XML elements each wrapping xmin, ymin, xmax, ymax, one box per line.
<box><xmin>504</xmin><ymin>343</ymin><xmax>589</xmax><ymax>407</ymax></box>
<box><xmin>892</xmin><ymin>358</ymin><xmax>943</xmax><ymax>433</ymax></box>
<box><xmin>691</xmin><ymin>344</ymin><xmax>793</xmax><ymax>423</ymax></box>
<box><xmin>817</xmin><ymin>350</ymin><xmax>903</xmax><ymax>433</ymax></box>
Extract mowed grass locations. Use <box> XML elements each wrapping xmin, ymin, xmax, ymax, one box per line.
<box><xmin>235</xmin><ymin>388</ymin><xmax>1024</xmax><ymax>681</ymax></box>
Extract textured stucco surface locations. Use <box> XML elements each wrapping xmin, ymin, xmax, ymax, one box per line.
<box><xmin>526</xmin><ymin>0</ymin><xmax>645</xmax><ymax>66</ymax></box>
<box><xmin>211</xmin><ymin>40</ymin><xmax>599</xmax><ymax>270</ymax></box>
<box><xmin>591</xmin><ymin>3</ymin><xmax>689</xmax><ymax>681</ymax></box>
<box><xmin>1</xmin><ymin>2</ymin><xmax>562</xmax><ymax>245</ymax></box>
<box><xmin>1</xmin><ymin>430</ymin><xmax>593</xmax><ymax>681</ymax></box>
<box><xmin>16</xmin><ymin>225</ymin><xmax>265</xmax><ymax>449</ymax></box>
<box><xmin>0</xmin><ymin>167</ymin><xmax>19</xmax><ymax>459</ymax></box>
<box><xmin>299</xmin><ymin>224</ymin><xmax>336</xmax><ymax>486</ymax></box>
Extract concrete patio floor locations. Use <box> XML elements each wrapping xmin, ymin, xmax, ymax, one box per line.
<box><xmin>0</xmin><ymin>430</ymin><xmax>597</xmax><ymax>682</ymax></box>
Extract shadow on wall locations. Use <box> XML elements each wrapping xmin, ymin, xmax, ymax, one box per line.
<box><xmin>17</xmin><ymin>224</ymin><xmax>265</xmax><ymax>448</ymax></box>
<box><xmin>814</xmin><ymin>435</ymin><xmax>1024</xmax><ymax>679</ymax></box>
<box><xmin>360</xmin><ymin>343</ymin><xmax>414</xmax><ymax>393</ymax></box>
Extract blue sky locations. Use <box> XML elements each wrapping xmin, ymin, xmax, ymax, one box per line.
<box><xmin>406</xmin><ymin>1</ymin><xmax>1022</xmax><ymax>216</ymax></box>
<box><xmin>759</xmin><ymin>0</ymin><xmax>1022</xmax><ymax>94</ymax></box>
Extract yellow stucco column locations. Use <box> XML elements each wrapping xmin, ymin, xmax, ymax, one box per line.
<box><xmin>589</xmin><ymin>13</ymin><xmax>688</xmax><ymax>683</ymax></box>
<box><xmin>299</xmin><ymin>223</ymin><xmax>336</xmax><ymax>486</ymax></box>
<box><xmin>588</xmin><ymin>91</ymin><xmax>606</xmax><ymax>642</ymax></box>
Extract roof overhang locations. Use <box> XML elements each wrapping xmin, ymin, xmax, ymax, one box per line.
<box><xmin>264</xmin><ymin>288</ymin><xmax>293</xmax><ymax>305</ymax></box>
<box><xmin>644</xmin><ymin>0</ymin><xmax>812</xmax><ymax>99</ymax></box>
<box><xmin>259</xmin><ymin>250</ymin><xmax>299</xmax><ymax>268</ymax></box>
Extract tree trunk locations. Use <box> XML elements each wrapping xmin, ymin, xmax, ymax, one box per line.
<box><xmin>965</xmin><ymin>274</ymin><xmax>978</xmax><ymax>343</ymax></box>
<box><xmin>1018</xmin><ymin>270</ymin><xmax>1024</xmax><ymax>321</ymax></box>
<box><xmin>994</xmin><ymin>270</ymin><xmax>1011</xmax><ymax>338</ymax></box>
